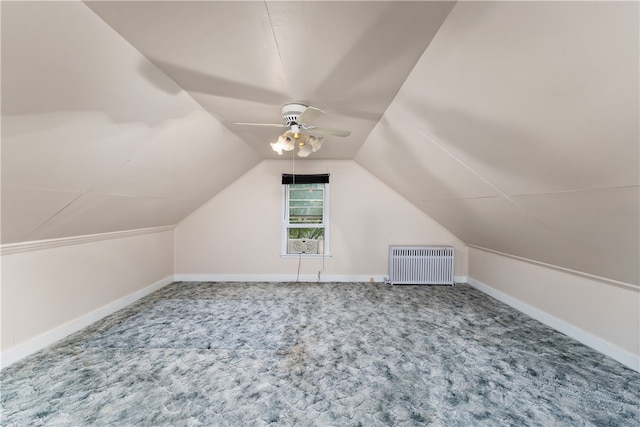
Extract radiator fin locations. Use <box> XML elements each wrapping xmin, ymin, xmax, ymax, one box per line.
<box><xmin>388</xmin><ymin>246</ymin><xmax>454</xmax><ymax>285</ymax></box>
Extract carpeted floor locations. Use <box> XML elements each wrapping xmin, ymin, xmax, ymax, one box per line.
<box><xmin>1</xmin><ymin>282</ymin><xmax>639</xmax><ymax>426</ymax></box>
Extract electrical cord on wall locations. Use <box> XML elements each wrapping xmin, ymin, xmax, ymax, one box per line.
<box><xmin>317</xmin><ymin>254</ymin><xmax>325</xmax><ymax>282</ymax></box>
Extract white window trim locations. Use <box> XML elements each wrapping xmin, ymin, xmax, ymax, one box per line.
<box><xmin>281</xmin><ymin>183</ymin><xmax>331</xmax><ymax>258</ymax></box>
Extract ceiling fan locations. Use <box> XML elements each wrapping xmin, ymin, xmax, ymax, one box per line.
<box><xmin>234</xmin><ymin>103</ymin><xmax>351</xmax><ymax>157</ymax></box>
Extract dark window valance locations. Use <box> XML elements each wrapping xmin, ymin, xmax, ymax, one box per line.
<box><xmin>282</xmin><ymin>174</ymin><xmax>330</xmax><ymax>185</ymax></box>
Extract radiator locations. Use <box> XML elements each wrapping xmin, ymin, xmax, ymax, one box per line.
<box><xmin>387</xmin><ymin>246</ymin><xmax>454</xmax><ymax>285</ymax></box>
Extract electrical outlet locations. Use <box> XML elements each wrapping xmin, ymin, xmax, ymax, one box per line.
<box><xmin>369</xmin><ymin>277</ymin><xmax>374</xmax><ymax>282</ymax></box>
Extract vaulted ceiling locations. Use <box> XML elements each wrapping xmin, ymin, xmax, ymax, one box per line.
<box><xmin>2</xmin><ymin>1</ymin><xmax>638</xmax><ymax>285</ymax></box>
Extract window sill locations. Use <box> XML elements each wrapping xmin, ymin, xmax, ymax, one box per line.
<box><xmin>280</xmin><ymin>253</ymin><xmax>332</xmax><ymax>259</ymax></box>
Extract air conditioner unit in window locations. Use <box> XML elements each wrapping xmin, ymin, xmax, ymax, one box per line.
<box><xmin>288</xmin><ymin>239</ymin><xmax>319</xmax><ymax>254</ymax></box>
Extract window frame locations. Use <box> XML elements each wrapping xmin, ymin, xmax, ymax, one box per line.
<box><xmin>281</xmin><ymin>181</ymin><xmax>330</xmax><ymax>258</ymax></box>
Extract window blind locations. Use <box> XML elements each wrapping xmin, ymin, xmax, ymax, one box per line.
<box><xmin>281</xmin><ymin>174</ymin><xmax>330</xmax><ymax>185</ymax></box>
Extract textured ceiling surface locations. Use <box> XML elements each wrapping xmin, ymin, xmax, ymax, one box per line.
<box><xmin>1</xmin><ymin>1</ymin><xmax>638</xmax><ymax>284</ymax></box>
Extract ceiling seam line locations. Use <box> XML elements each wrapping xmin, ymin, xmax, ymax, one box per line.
<box><xmin>414</xmin><ymin>125</ymin><xmax>510</xmax><ymax>199</ymax></box>
<box><xmin>417</xmin><ymin>196</ymin><xmax>503</xmax><ymax>203</ymax></box>
<box><xmin>508</xmin><ymin>184</ymin><xmax>640</xmax><ymax>198</ymax></box>
<box><xmin>413</xmin><ymin>126</ymin><xmax>565</xmax><ymax>238</ymax></box>
<box><xmin>25</xmin><ymin>193</ymin><xmax>86</xmax><ymax>240</ymax></box>
<box><xmin>263</xmin><ymin>0</ymin><xmax>287</xmax><ymax>88</ymax></box>
<box><xmin>417</xmin><ymin>186</ymin><xmax>639</xmax><ymax>204</ymax></box>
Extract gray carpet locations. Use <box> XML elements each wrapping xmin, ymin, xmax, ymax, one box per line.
<box><xmin>1</xmin><ymin>282</ymin><xmax>639</xmax><ymax>426</ymax></box>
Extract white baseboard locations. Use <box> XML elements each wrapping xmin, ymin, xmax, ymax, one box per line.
<box><xmin>467</xmin><ymin>277</ymin><xmax>639</xmax><ymax>373</ymax></box>
<box><xmin>174</xmin><ymin>274</ymin><xmax>390</xmax><ymax>283</ymax></box>
<box><xmin>1</xmin><ymin>275</ymin><xmax>175</xmax><ymax>370</ymax></box>
<box><xmin>174</xmin><ymin>274</ymin><xmax>469</xmax><ymax>284</ymax></box>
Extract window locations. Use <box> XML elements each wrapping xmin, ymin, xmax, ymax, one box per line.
<box><xmin>282</xmin><ymin>174</ymin><xmax>329</xmax><ymax>256</ymax></box>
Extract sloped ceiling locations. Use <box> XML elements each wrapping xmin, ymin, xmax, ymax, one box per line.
<box><xmin>2</xmin><ymin>1</ymin><xmax>638</xmax><ymax>285</ymax></box>
<box><xmin>1</xmin><ymin>0</ymin><xmax>261</xmax><ymax>243</ymax></box>
<box><xmin>356</xmin><ymin>1</ymin><xmax>639</xmax><ymax>284</ymax></box>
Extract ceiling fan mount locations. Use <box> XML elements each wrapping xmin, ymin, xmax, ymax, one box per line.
<box><xmin>281</xmin><ymin>103</ymin><xmax>308</xmax><ymax>126</ymax></box>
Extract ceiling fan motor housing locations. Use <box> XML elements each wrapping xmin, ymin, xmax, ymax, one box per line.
<box><xmin>282</xmin><ymin>103</ymin><xmax>307</xmax><ymax>125</ymax></box>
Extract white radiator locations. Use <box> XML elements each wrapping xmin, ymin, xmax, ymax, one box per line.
<box><xmin>387</xmin><ymin>246</ymin><xmax>454</xmax><ymax>285</ymax></box>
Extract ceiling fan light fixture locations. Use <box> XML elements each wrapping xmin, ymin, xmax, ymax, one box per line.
<box><xmin>279</xmin><ymin>133</ymin><xmax>295</xmax><ymax>151</ymax></box>
<box><xmin>273</xmin><ymin>130</ymin><xmax>323</xmax><ymax>157</ymax></box>
<box><xmin>270</xmin><ymin>140</ymin><xmax>284</xmax><ymax>155</ymax></box>
<box><xmin>297</xmin><ymin>142</ymin><xmax>313</xmax><ymax>157</ymax></box>
<box><xmin>309</xmin><ymin>136</ymin><xmax>324</xmax><ymax>152</ymax></box>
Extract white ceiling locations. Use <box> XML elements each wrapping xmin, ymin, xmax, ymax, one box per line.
<box><xmin>84</xmin><ymin>0</ymin><xmax>455</xmax><ymax>159</ymax></box>
<box><xmin>2</xmin><ymin>1</ymin><xmax>638</xmax><ymax>285</ymax></box>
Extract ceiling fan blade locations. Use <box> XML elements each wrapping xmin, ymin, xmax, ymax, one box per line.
<box><xmin>233</xmin><ymin>122</ymin><xmax>286</xmax><ymax>128</ymax></box>
<box><xmin>297</xmin><ymin>106</ymin><xmax>325</xmax><ymax>124</ymax></box>
<box><xmin>308</xmin><ymin>126</ymin><xmax>351</xmax><ymax>137</ymax></box>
